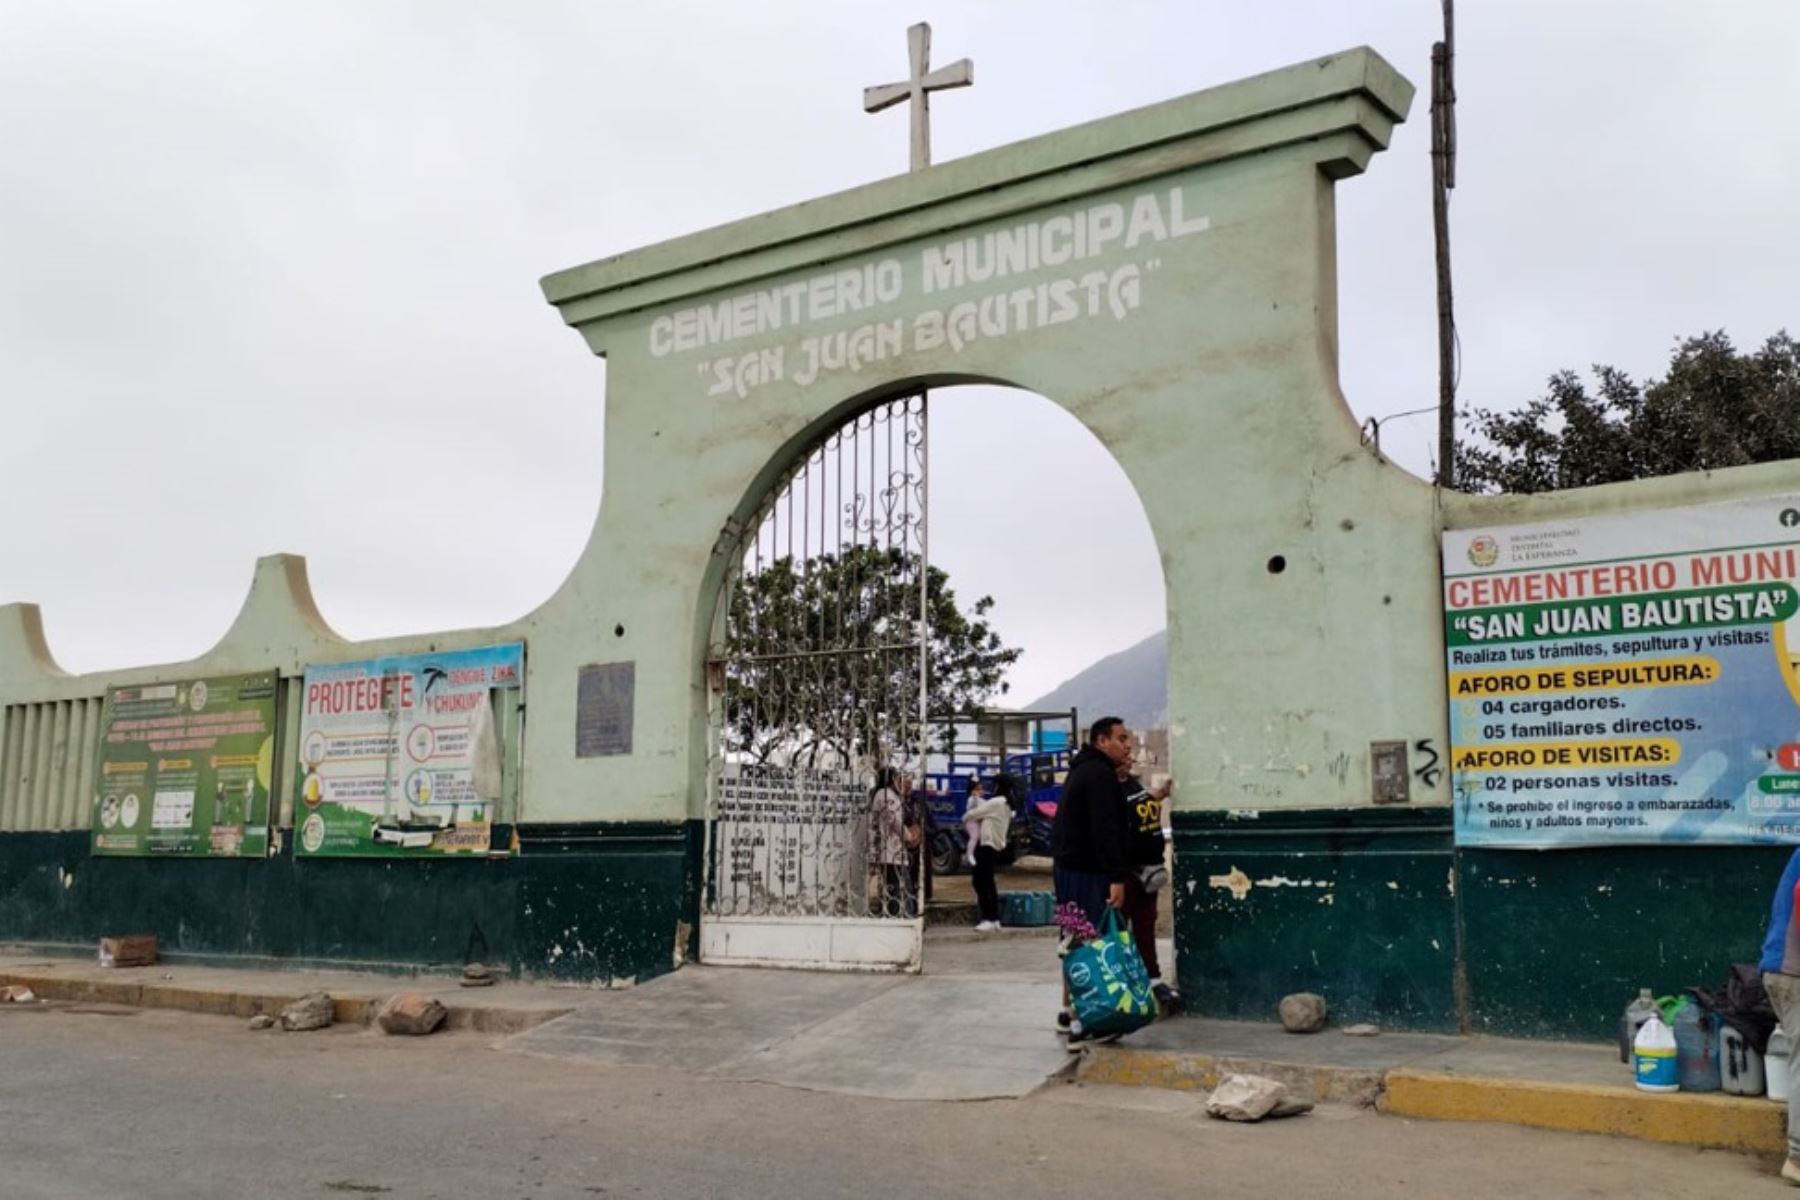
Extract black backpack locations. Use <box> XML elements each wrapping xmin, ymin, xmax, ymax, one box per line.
<box><xmin>1692</xmin><ymin>963</ymin><xmax>1779</xmax><ymax>1055</ymax></box>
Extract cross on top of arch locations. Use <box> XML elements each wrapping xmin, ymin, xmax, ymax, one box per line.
<box><xmin>862</xmin><ymin>22</ymin><xmax>973</xmax><ymax>172</ymax></box>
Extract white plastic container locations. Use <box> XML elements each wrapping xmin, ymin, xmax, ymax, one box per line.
<box><xmin>1722</xmin><ymin>1024</ymin><xmax>1766</xmax><ymax>1096</ymax></box>
<box><xmin>1620</xmin><ymin>988</ymin><xmax>1659</xmax><ymax>1064</ymax></box>
<box><xmin>1769</xmin><ymin>1026</ymin><xmax>1793</xmax><ymax>1102</ymax></box>
<box><xmin>1633</xmin><ymin>1012</ymin><xmax>1679</xmax><ymax>1092</ymax></box>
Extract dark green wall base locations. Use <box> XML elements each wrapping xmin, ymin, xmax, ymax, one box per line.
<box><xmin>1459</xmin><ymin>843</ymin><xmax>1788</xmax><ymax>1040</ymax></box>
<box><xmin>0</xmin><ymin>821</ymin><xmax>703</xmax><ymax>985</ymax></box>
<box><xmin>1173</xmin><ymin>808</ymin><xmax>1792</xmax><ymax>1040</ymax></box>
<box><xmin>1173</xmin><ymin>808</ymin><xmax>1460</xmax><ymax>1033</ymax></box>
<box><xmin>7</xmin><ymin>811</ymin><xmax>1776</xmax><ymax>1038</ymax></box>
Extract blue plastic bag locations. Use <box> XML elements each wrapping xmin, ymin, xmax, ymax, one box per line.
<box><xmin>1063</xmin><ymin>907</ymin><xmax>1157</xmax><ymax>1036</ymax></box>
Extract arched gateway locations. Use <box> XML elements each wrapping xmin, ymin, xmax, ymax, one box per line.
<box><xmin>538</xmin><ymin>48</ymin><xmax>1439</xmax><ymax>970</ymax></box>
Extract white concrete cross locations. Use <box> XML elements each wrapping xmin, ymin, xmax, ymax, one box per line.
<box><xmin>862</xmin><ymin>22</ymin><xmax>973</xmax><ymax>172</ymax></box>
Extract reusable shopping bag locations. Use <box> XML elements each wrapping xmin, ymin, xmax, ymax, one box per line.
<box><xmin>1063</xmin><ymin>907</ymin><xmax>1157</xmax><ymax>1036</ymax></box>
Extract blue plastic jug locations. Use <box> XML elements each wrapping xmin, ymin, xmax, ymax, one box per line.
<box><xmin>1672</xmin><ymin>999</ymin><xmax>1721</xmax><ymax>1092</ymax></box>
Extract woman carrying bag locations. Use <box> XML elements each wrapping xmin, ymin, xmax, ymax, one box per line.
<box><xmin>867</xmin><ymin>768</ymin><xmax>914</xmax><ymax>918</ymax></box>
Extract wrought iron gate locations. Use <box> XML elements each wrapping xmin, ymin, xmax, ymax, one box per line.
<box><xmin>701</xmin><ymin>394</ymin><xmax>929</xmax><ymax>970</ymax></box>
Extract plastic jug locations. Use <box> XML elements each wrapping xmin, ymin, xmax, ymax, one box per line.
<box><xmin>1672</xmin><ymin>1000</ymin><xmax>1722</xmax><ymax>1092</ymax></box>
<box><xmin>1634</xmin><ymin>1012</ymin><xmax>1679</xmax><ymax>1092</ymax></box>
<box><xmin>1619</xmin><ymin>988</ymin><xmax>1659</xmax><ymax>1064</ymax></box>
<box><xmin>1770</xmin><ymin>1026</ymin><xmax>1793</xmax><ymax>1102</ymax></box>
<box><xmin>1721</xmin><ymin>1024</ymin><xmax>1766</xmax><ymax>1096</ymax></box>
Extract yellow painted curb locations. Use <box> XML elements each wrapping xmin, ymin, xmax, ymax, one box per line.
<box><xmin>1382</xmin><ymin>1069</ymin><xmax>1786</xmax><ymax>1155</ymax></box>
<box><xmin>1078</xmin><ymin>1047</ymin><xmax>1220</xmax><ymax>1091</ymax></box>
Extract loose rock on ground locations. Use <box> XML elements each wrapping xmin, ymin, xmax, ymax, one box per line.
<box><xmin>378</xmin><ymin>992</ymin><xmax>448</xmax><ymax>1036</ymax></box>
<box><xmin>249</xmin><ymin>1014</ymin><xmax>276</xmax><ymax>1030</ymax></box>
<box><xmin>279</xmin><ymin>991</ymin><xmax>334</xmax><ymax>1032</ymax></box>
<box><xmin>1206</xmin><ymin>1073</ymin><xmax>1315</xmax><ymax>1122</ymax></box>
<box><xmin>1278</xmin><ymin>992</ymin><xmax>1328</xmax><ymax>1033</ymax></box>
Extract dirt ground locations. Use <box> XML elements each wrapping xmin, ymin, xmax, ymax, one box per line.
<box><xmin>930</xmin><ymin>853</ymin><xmax>1175</xmax><ymax>936</ymax></box>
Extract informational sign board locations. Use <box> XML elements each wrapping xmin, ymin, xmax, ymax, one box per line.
<box><xmin>294</xmin><ymin>643</ymin><xmax>521</xmax><ymax>857</ymax></box>
<box><xmin>92</xmin><ymin>673</ymin><xmax>278</xmax><ymax>857</ymax></box>
<box><xmin>714</xmin><ymin>764</ymin><xmax>866</xmax><ymax>913</ymax></box>
<box><xmin>1444</xmin><ymin>495</ymin><xmax>1800</xmax><ymax>847</ymax></box>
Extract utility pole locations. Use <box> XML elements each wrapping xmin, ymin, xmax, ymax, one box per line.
<box><xmin>1431</xmin><ymin>0</ymin><xmax>1458</xmax><ymax>488</ymax></box>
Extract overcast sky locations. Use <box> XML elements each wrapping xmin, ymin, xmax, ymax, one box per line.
<box><xmin>3</xmin><ymin>2</ymin><xmax>1796</xmax><ymax>702</ymax></box>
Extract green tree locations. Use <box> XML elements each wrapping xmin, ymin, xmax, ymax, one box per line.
<box><xmin>719</xmin><ymin>546</ymin><xmax>1020</xmax><ymax>767</ymax></box>
<box><xmin>1455</xmin><ymin>331</ymin><xmax>1800</xmax><ymax>494</ymax></box>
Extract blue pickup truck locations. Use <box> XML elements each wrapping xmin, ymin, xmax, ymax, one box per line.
<box><xmin>923</xmin><ymin>746</ymin><xmax>1071</xmax><ymax>876</ymax></box>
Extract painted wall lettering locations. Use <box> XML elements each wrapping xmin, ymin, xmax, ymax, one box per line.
<box><xmin>653</xmin><ymin>184</ymin><xmax>1211</xmax><ymax>402</ymax></box>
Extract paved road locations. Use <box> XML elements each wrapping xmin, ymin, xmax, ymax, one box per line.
<box><xmin>0</xmin><ymin>1002</ymin><xmax>1786</xmax><ymax>1198</ymax></box>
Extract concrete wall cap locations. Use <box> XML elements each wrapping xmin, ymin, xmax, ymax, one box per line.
<box><xmin>540</xmin><ymin>47</ymin><xmax>1413</xmax><ymax>316</ymax></box>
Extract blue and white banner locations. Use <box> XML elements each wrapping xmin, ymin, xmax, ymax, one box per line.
<box><xmin>1444</xmin><ymin>495</ymin><xmax>1800</xmax><ymax>847</ymax></box>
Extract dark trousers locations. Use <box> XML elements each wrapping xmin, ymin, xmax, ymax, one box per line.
<box><xmin>1128</xmin><ymin>880</ymin><xmax>1161</xmax><ymax>980</ymax></box>
<box><xmin>906</xmin><ymin>847</ymin><xmax>934</xmax><ymax>903</ymax></box>
<box><xmin>971</xmin><ymin>845</ymin><xmax>1001</xmax><ymax>923</ymax></box>
<box><xmin>879</xmin><ymin>865</ymin><xmax>916</xmax><ymax>917</ymax></box>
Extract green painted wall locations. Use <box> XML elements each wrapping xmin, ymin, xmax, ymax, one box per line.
<box><xmin>1173</xmin><ymin>808</ymin><xmax>1460</xmax><ymax>1032</ymax></box>
<box><xmin>0</xmin><ymin>822</ymin><xmax>700</xmax><ymax>984</ymax></box>
<box><xmin>1175</xmin><ymin>809</ymin><xmax>1789</xmax><ymax>1039</ymax></box>
<box><xmin>1459</xmin><ymin>844</ymin><xmax>1784</xmax><ymax>1041</ymax></box>
<box><xmin>543</xmin><ymin>50</ymin><xmax>1441</xmax><ymax>828</ymax></box>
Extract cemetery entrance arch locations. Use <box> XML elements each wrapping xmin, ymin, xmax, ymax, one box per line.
<box><xmin>539</xmin><ymin>49</ymin><xmax>1445</xmax><ymax>979</ymax></box>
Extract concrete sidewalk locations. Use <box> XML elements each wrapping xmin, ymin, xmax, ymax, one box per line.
<box><xmin>0</xmin><ymin>950</ymin><xmax>578</xmax><ymax>1034</ymax></box>
<box><xmin>5</xmin><ymin>936</ymin><xmax>1789</xmax><ymax>1155</ymax></box>
<box><xmin>1</xmin><ymin>930</ymin><xmax>1074</xmax><ymax>1104</ymax></box>
<box><xmin>503</xmin><ymin>926</ymin><xmax>1069</xmax><ymax>1102</ymax></box>
<box><xmin>1080</xmin><ymin>1015</ymin><xmax>1789</xmax><ymax>1155</ymax></box>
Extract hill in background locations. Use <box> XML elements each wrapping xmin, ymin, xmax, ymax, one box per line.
<box><xmin>1023</xmin><ymin>629</ymin><xmax>1166</xmax><ymax>733</ymax></box>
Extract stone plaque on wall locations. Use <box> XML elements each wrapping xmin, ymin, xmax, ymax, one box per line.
<box><xmin>576</xmin><ymin>662</ymin><xmax>635</xmax><ymax>757</ymax></box>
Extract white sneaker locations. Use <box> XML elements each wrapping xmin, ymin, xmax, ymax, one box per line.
<box><xmin>976</xmin><ymin>920</ymin><xmax>1000</xmax><ymax>932</ymax></box>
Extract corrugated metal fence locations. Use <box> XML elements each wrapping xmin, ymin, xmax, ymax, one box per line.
<box><xmin>0</xmin><ymin>696</ymin><xmax>105</xmax><ymax>831</ymax></box>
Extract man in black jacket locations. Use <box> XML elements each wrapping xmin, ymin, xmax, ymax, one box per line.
<box><xmin>1051</xmin><ymin>716</ymin><xmax>1136</xmax><ymax>1044</ymax></box>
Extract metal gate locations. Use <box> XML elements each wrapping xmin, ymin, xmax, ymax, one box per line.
<box><xmin>701</xmin><ymin>394</ymin><xmax>929</xmax><ymax>970</ymax></box>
